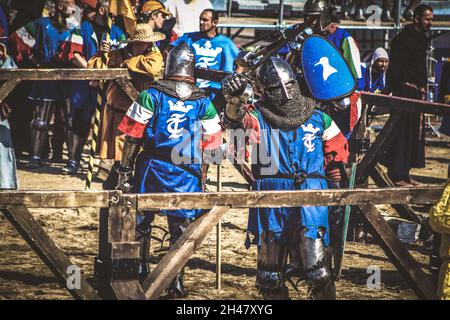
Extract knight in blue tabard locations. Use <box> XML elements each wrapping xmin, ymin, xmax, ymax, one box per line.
<box><xmin>286</xmin><ymin>0</ymin><xmax>363</xmax><ymax>140</ymax></box>
<box><xmin>168</xmin><ymin>8</ymin><xmax>239</xmax><ymax>113</ymax></box>
<box><xmin>25</xmin><ymin>0</ymin><xmax>83</xmax><ymax>169</ymax></box>
<box><xmin>59</xmin><ymin>0</ymin><xmax>126</xmax><ymax>173</ymax></box>
<box><xmin>221</xmin><ymin>57</ymin><xmax>349</xmax><ymax>300</ymax></box>
<box><xmin>116</xmin><ymin>43</ymin><xmax>222</xmax><ymax>298</ymax></box>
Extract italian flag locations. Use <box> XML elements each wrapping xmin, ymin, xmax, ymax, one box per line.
<box><xmin>9</xmin><ymin>21</ymin><xmax>36</xmax><ymax>63</ymax></box>
<box><xmin>349</xmin><ymin>91</ymin><xmax>362</xmax><ymax>132</ymax></box>
<box><xmin>322</xmin><ymin>112</ymin><xmax>349</xmax><ymax>165</ymax></box>
<box><xmin>200</xmin><ymin>103</ymin><xmax>222</xmax><ymax>150</ymax></box>
<box><xmin>118</xmin><ymin>90</ymin><xmax>154</xmax><ymax>138</ymax></box>
<box><xmin>59</xmin><ymin>29</ymin><xmax>84</xmax><ymax>63</ymax></box>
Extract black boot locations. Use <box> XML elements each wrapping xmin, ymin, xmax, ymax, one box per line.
<box><xmin>63</xmin><ymin>130</ymin><xmax>85</xmax><ymax>174</ymax></box>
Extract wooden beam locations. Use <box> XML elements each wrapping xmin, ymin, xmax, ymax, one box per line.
<box><xmin>0</xmin><ymin>68</ymin><xmax>130</xmax><ymax>81</ymax></box>
<box><xmin>370</xmin><ymin>164</ymin><xmax>422</xmax><ymax>224</ymax></box>
<box><xmin>0</xmin><ymin>78</ymin><xmax>21</xmax><ymax>103</ymax></box>
<box><xmin>141</xmin><ymin>206</ymin><xmax>230</xmax><ymax>300</ymax></box>
<box><xmin>357</xmin><ymin>202</ymin><xmax>438</xmax><ymax>300</ymax></box>
<box><xmin>361</xmin><ymin>92</ymin><xmax>450</xmax><ymax>115</ymax></box>
<box><xmin>356</xmin><ymin>111</ymin><xmax>402</xmax><ymax>184</ymax></box>
<box><xmin>1</xmin><ymin>206</ymin><xmax>100</xmax><ymax>300</ymax></box>
<box><xmin>115</xmin><ymin>77</ymin><xmax>139</xmax><ymax>101</ymax></box>
<box><xmin>135</xmin><ymin>186</ymin><xmax>444</xmax><ymax>210</ymax></box>
<box><xmin>0</xmin><ymin>190</ymin><xmax>110</xmax><ymax>208</ymax></box>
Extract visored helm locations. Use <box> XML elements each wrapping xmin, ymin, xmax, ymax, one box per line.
<box><xmin>255</xmin><ymin>57</ymin><xmax>316</xmax><ymax>131</ymax></box>
<box><xmin>164</xmin><ymin>43</ymin><xmax>195</xmax><ymax>83</ymax></box>
<box><xmin>256</xmin><ymin>57</ymin><xmax>297</xmax><ymax>101</ymax></box>
<box><xmin>303</xmin><ymin>0</ymin><xmax>332</xmax><ymax>33</ymax></box>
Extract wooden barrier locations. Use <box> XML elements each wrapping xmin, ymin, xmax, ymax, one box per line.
<box><xmin>0</xmin><ymin>186</ymin><xmax>444</xmax><ymax>300</ymax></box>
<box><xmin>0</xmin><ymin>69</ymin><xmax>448</xmax><ymax>300</ymax></box>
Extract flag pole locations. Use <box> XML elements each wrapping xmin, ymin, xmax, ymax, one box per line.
<box><xmin>85</xmin><ymin>13</ymin><xmax>113</xmax><ymax>190</ymax></box>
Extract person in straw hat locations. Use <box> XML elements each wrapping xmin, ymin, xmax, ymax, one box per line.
<box><xmin>88</xmin><ymin>23</ymin><xmax>165</xmax><ymax>184</ymax></box>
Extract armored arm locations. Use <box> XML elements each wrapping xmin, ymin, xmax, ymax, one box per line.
<box><xmin>116</xmin><ymin>135</ymin><xmax>142</xmax><ymax>192</ymax></box>
<box><xmin>221</xmin><ymin>74</ymin><xmax>250</xmax><ymax>128</ymax></box>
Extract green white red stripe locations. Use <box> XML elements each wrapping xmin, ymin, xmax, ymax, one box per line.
<box><xmin>201</xmin><ymin>102</ymin><xmax>222</xmax><ymax>149</ymax></box>
<box><xmin>118</xmin><ymin>91</ymin><xmax>155</xmax><ymax>138</ymax></box>
<box><xmin>322</xmin><ymin>112</ymin><xmax>349</xmax><ymax>164</ymax></box>
<box><xmin>342</xmin><ymin>36</ymin><xmax>362</xmax><ymax>79</ymax></box>
<box><xmin>9</xmin><ymin>21</ymin><xmax>36</xmax><ymax>63</ymax></box>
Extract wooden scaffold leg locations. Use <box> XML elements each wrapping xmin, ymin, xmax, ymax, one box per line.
<box><xmin>95</xmin><ymin>192</ymin><xmax>145</xmax><ymax>299</ymax></box>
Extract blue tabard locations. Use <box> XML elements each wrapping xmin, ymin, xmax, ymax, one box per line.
<box><xmin>247</xmin><ymin>109</ymin><xmax>330</xmax><ymax>248</ymax></box>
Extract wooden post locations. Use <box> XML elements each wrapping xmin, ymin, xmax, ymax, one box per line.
<box><xmin>216</xmin><ymin>164</ymin><xmax>222</xmax><ymax>290</ymax></box>
<box><xmin>141</xmin><ymin>206</ymin><xmax>230</xmax><ymax>300</ymax></box>
<box><xmin>1</xmin><ymin>206</ymin><xmax>100</xmax><ymax>300</ymax></box>
<box><xmin>95</xmin><ymin>192</ymin><xmax>145</xmax><ymax>300</ymax></box>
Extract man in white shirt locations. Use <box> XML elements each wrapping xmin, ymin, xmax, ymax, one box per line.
<box><xmin>164</xmin><ymin>0</ymin><xmax>212</xmax><ymax>37</ymax></box>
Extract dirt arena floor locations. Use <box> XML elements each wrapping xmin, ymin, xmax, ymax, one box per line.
<box><xmin>0</xmin><ymin>121</ymin><xmax>449</xmax><ymax>300</ymax></box>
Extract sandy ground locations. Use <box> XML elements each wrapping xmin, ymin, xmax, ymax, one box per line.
<box><xmin>0</xmin><ymin>122</ymin><xmax>449</xmax><ymax>300</ymax></box>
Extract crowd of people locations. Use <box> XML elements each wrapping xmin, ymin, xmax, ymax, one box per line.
<box><xmin>0</xmin><ymin>0</ymin><xmax>448</xmax><ymax>300</ymax></box>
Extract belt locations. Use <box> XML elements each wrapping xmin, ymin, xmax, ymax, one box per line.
<box><xmin>147</xmin><ymin>153</ymin><xmax>202</xmax><ymax>180</ymax></box>
<box><xmin>254</xmin><ymin>172</ymin><xmax>326</xmax><ymax>186</ymax></box>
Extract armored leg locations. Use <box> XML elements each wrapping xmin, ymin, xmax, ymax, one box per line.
<box><xmin>64</xmin><ymin>102</ymin><xmax>91</xmax><ymax>174</ymax></box>
<box><xmin>136</xmin><ymin>213</ymin><xmax>155</xmax><ymax>280</ymax></box>
<box><xmin>64</xmin><ymin>131</ymin><xmax>85</xmax><ymax>174</ymax></box>
<box><xmin>166</xmin><ymin>215</ymin><xmax>190</xmax><ymax>299</ymax></box>
<box><xmin>296</xmin><ymin>230</ymin><xmax>336</xmax><ymax>300</ymax></box>
<box><xmin>256</xmin><ymin>231</ymin><xmax>289</xmax><ymax>300</ymax></box>
<box><xmin>28</xmin><ymin>101</ymin><xmax>54</xmax><ymax>168</ymax></box>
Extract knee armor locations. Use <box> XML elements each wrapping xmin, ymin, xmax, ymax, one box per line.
<box><xmin>256</xmin><ymin>231</ymin><xmax>289</xmax><ymax>299</ymax></box>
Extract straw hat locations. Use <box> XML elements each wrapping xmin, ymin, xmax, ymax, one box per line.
<box><xmin>122</xmin><ymin>23</ymin><xmax>166</xmax><ymax>43</ymax></box>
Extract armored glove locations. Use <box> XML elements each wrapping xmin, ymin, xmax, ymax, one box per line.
<box><xmin>222</xmin><ymin>73</ymin><xmax>249</xmax><ymax>98</ymax></box>
<box><xmin>116</xmin><ymin>165</ymin><xmax>133</xmax><ymax>193</ymax></box>
<box><xmin>325</xmin><ymin>161</ymin><xmax>342</xmax><ymax>182</ymax></box>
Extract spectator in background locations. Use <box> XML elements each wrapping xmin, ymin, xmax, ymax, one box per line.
<box><xmin>140</xmin><ymin>0</ymin><xmax>170</xmax><ymax>32</ymax></box>
<box><xmin>168</xmin><ymin>9</ymin><xmax>239</xmax><ymax>113</ymax></box>
<box><xmin>383</xmin><ymin>4</ymin><xmax>433</xmax><ymax>187</ymax></box>
<box><xmin>17</xmin><ymin>0</ymin><xmax>78</xmax><ymax>169</ymax></box>
<box><xmin>8</xmin><ymin>0</ymin><xmax>47</xmax><ymax>32</ymax></box>
<box><xmin>139</xmin><ymin>0</ymin><xmax>171</xmax><ymax>50</ymax></box>
<box><xmin>164</xmin><ymin>0</ymin><xmax>212</xmax><ymax>37</ymax></box>
<box><xmin>58</xmin><ymin>0</ymin><xmax>126</xmax><ymax>174</ymax></box>
<box><xmin>0</xmin><ymin>42</ymin><xmax>18</xmax><ymax>189</ymax></box>
<box><xmin>358</xmin><ymin>47</ymin><xmax>389</xmax><ymax>93</ymax></box>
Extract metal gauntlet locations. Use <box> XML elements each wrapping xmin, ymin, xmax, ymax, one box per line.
<box><xmin>222</xmin><ymin>74</ymin><xmax>250</xmax><ymax>128</ymax></box>
<box><xmin>117</xmin><ymin>135</ymin><xmax>142</xmax><ymax>192</ymax></box>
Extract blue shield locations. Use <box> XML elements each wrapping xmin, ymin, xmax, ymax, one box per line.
<box><xmin>301</xmin><ymin>36</ymin><xmax>356</xmax><ymax>101</ymax></box>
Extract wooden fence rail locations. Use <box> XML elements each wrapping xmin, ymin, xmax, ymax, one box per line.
<box><xmin>0</xmin><ymin>186</ymin><xmax>445</xmax><ymax>300</ymax></box>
